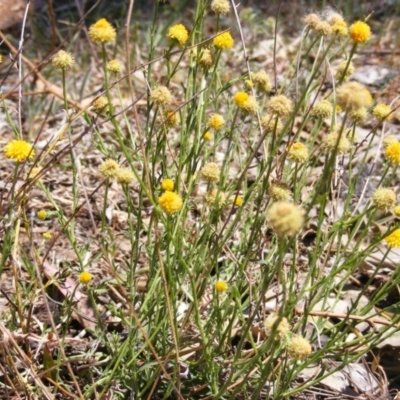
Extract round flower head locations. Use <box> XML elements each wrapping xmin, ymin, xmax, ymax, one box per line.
<box><xmin>167</xmin><ymin>24</ymin><xmax>189</xmax><ymax>47</ymax></box>
<box><xmin>394</xmin><ymin>206</ymin><xmax>400</xmax><ymax>217</ymax></box>
<box><xmin>264</xmin><ymin>315</ymin><xmax>291</xmax><ymax>339</ymax></box>
<box><xmin>211</xmin><ymin>0</ymin><xmax>230</xmax><ymax>15</ymax></box>
<box><xmin>158</xmin><ymin>191</ymin><xmax>183</xmax><ymax>215</ymax></box>
<box><xmin>205</xmin><ymin>188</ymin><xmax>226</xmax><ymax>207</ymax></box>
<box><xmin>52</xmin><ymin>50</ymin><xmax>74</xmax><ymax>70</ymax></box>
<box><xmin>203</xmin><ymin>131</ymin><xmax>212</xmax><ymax>141</ymax></box>
<box><xmin>287</xmin><ymin>335</ymin><xmax>312</xmax><ymax>360</ymax></box>
<box><xmin>261</xmin><ymin>114</ymin><xmax>283</xmax><ymax>135</ymax></box>
<box><xmin>268</xmin><ymin>95</ymin><xmax>293</xmax><ymax>117</ymax></box>
<box><xmin>231</xmin><ymin>194</ymin><xmax>243</xmax><ymax>207</ymax></box>
<box><xmin>384</xmin><ymin>142</ymin><xmax>400</xmax><ymax>165</ymax></box>
<box><xmin>162</xmin><ymin>110</ymin><xmax>180</xmax><ymax>128</ymax></box>
<box><xmin>199</xmin><ymin>48</ymin><xmax>214</xmax><ymax>69</ymax></box>
<box><xmin>323</xmin><ymin>131</ymin><xmax>352</xmax><ymax>154</ymax></box>
<box><xmin>92</xmin><ymin>96</ymin><xmax>110</xmax><ymax>115</ymax></box>
<box><xmin>304</xmin><ymin>13</ymin><xmax>321</xmax><ymax>29</ymax></box>
<box><xmin>384</xmin><ymin>229</ymin><xmax>400</xmax><ymax>248</ymax></box>
<box><xmin>288</xmin><ymin>142</ymin><xmax>309</xmax><ymax>163</ymax></box>
<box><xmin>311</xmin><ymin>99</ymin><xmax>333</xmax><ymax>119</ymax></box>
<box><xmin>349</xmin><ymin>107</ymin><xmax>368</xmax><ymax>124</ymax></box>
<box><xmin>350</xmin><ymin>21</ymin><xmax>371</xmax><ymax>43</ymax></box>
<box><xmin>269</xmin><ymin>181</ymin><xmax>291</xmax><ymax>202</ymax></box>
<box><xmin>79</xmin><ymin>271</ymin><xmax>92</xmax><ymax>285</ymax></box>
<box><xmin>335</xmin><ymin>60</ymin><xmax>355</xmax><ymax>81</ymax></box>
<box><xmin>37</xmin><ymin>210</ymin><xmax>47</xmax><ymax>220</ymax></box>
<box><xmin>201</xmin><ymin>162</ymin><xmax>221</xmax><ymax>183</ymax></box>
<box><xmin>161</xmin><ymin>178</ymin><xmax>174</xmax><ymax>192</ymax></box>
<box><xmin>0</xmin><ymin>54</ymin><xmax>2</xmax><ymax>63</ymax></box>
<box><xmin>371</xmin><ymin>188</ymin><xmax>396</xmax><ymax>211</ymax></box>
<box><xmin>215</xmin><ymin>280</ymin><xmax>228</xmax><ymax>292</ymax></box>
<box><xmin>150</xmin><ymin>86</ymin><xmax>172</xmax><ymax>107</ymax></box>
<box><xmin>208</xmin><ymin>114</ymin><xmax>225</xmax><ymax>130</ymax></box>
<box><xmin>336</xmin><ymin>82</ymin><xmax>372</xmax><ymax>112</ymax></box>
<box><xmin>267</xmin><ymin>201</ymin><xmax>304</xmax><ymax>238</ymax></box>
<box><xmin>107</xmin><ymin>59</ymin><xmax>122</xmax><ymax>75</ymax></box>
<box><xmin>325</xmin><ymin>12</ymin><xmax>344</xmax><ymax>25</ymax></box>
<box><xmin>332</xmin><ymin>20</ymin><xmax>348</xmax><ymax>36</ymax></box>
<box><xmin>42</xmin><ymin>232</ymin><xmax>52</xmax><ymax>240</ymax></box>
<box><xmin>99</xmin><ymin>159</ymin><xmax>119</xmax><ymax>179</ymax></box>
<box><xmin>4</xmin><ymin>140</ymin><xmax>35</xmax><ymax>162</ymax></box>
<box><xmin>115</xmin><ymin>168</ymin><xmax>135</xmax><ymax>184</ymax></box>
<box><xmin>372</xmin><ymin>103</ymin><xmax>392</xmax><ymax>121</ymax></box>
<box><xmin>315</xmin><ymin>21</ymin><xmax>333</xmax><ymax>36</ymax></box>
<box><xmin>252</xmin><ymin>70</ymin><xmax>272</xmax><ymax>93</ymax></box>
<box><xmin>89</xmin><ymin>18</ymin><xmax>116</xmax><ymax>43</ymax></box>
<box><xmin>383</xmin><ymin>135</ymin><xmax>398</xmax><ymax>148</ymax></box>
<box><xmin>213</xmin><ymin>32</ymin><xmax>234</xmax><ymax>49</ymax></box>
<box><xmin>234</xmin><ymin>92</ymin><xmax>249</xmax><ymax>108</ymax></box>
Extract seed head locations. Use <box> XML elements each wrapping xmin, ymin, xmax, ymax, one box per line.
<box><xmin>211</xmin><ymin>0</ymin><xmax>230</xmax><ymax>15</ymax></box>
<box><xmin>251</xmin><ymin>70</ymin><xmax>272</xmax><ymax>93</ymax></box>
<box><xmin>315</xmin><ymin>21</ymin><xmax>333</xmax><ymax>36</ymax></box>
<box><xmin>115</xmin><ymin>168</ymin><xmax>135</xmax><ymax>184</ymax></box>
<box><xmin>304</xmin><ymin>13</ymin><xmax>320</xmax><ymax>29</ymax></box>
<box><xmin>336</xmin><ymin>82</ymin><xmax>372</xmax><ymax>112</ymax></box>
<box><xmin>269</xmin><ymin>181</ymin><xmax>291</xmax><ymax>202</ymax></box>
<box><xmin>52</xmin><ymin>50</ymin><xmax>74</xmax><ymax>70</ymax></box>
<box><xmin>264</xmin><ymin>315</ymin><xmax>291</xmax><ymax>339</ymax></box>
<box><xmin>268</xmin><ymin>95</ymin><xmax>293</xmax><ymax>117</ymax></box>
<box><xmin>167</xmin><ymin>24</ymin><xmax>189</xmax><ymax>47</ymax></box>
<box><xmin>335</xmin><ymin>60</ymin><xmax>355</xmax><ymax>81</ymax></box>
<box><xmin>99</xmin><ymin>159</ymin><xmax>120</xmax><ymax>179</ymax></box>
<box><xmin>311</xmin><ymin>99</ymin><xmax>333</xmax><ymax>119</ymax></box>
<box><xmin>261</xmin><ymin>114</ymin><xmax>283</xmax><ymax>135</ymax></box>
<box><xmin>288</xmin><ymin>142</ymin><xmax>309</xmax><ymax>163</ymax></box>
<box><xmin>332</xmin><ymin>20</ymin><xmax>348</xmax><ymax>36</ymax></box>
<box><xmin>267</xmin><ymin>201</ymin><xmax>304</xmax><ymax>238</ymax></box>
<box><xmin>4</xmin><ymin>140</ymin><xmax>35</xmax><ymax>162</ymax></box>
<box><xmin>323</xmin><ymin>131</ymin><xmax>352</xmax><ymax>154</ymax></box>
<box><xmin>201</xmin><ymin>162</ymin><xmax>221</xmax><ymax>183</ymax></box>
<box><xmin>199</xmin><ymin>48</ymin><xmax>214</xmax><ymax>69</ymax></box>
<box><xmin>162</xmin><ymin>110</ymin><xmax>180</xmax><ymax>128</ymax></box>
<box><xmin>371</xmin><ymin>188</ymin><xmax>396</xmax><ymax>211</ymax></box>
<box><xmin>205</xmin><ymin>188</ymin><xmax>226</xmax><ymax>207</ymax></box>
<box><xmin>150</xmin><ymin>86</ymin><xmax>172</xmax><ymax>106</ymax></box>
<box><xmin>158</xmin><ymin>191</ymin><xmax>183</xmax><ymax>215</ymax></box>
<box><xmin>349</xmin><ymin>107</ymin><xmax>368</xmax><ymax>124</ymax></box>
<box><xmin>92</xmin><ymin>96</ymin><xmax>110</xmax><ymax>115</ymax></box>
<box><xmin>89</xmin><ymin>18</ymin><xmax>116</xmax><ymax>43</ymax></box>
<box><xmin>107</xmin><ymin>59</ymin><xmax>122</xmax><ymax>75</ymax></box>
<box><xmin>349</xmin><ymin>21</ymin><xmax>371</xmax><ymax>43</ymax></box>
<box><xmin>287</xmin><ymin>335</ymin><xmax>312</xmax><ymax>360</ymax></box>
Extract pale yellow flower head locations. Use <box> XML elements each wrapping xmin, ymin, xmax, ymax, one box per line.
<box><xmin>52</xmin><ymin>50</ymin><xmax>74</xmax><ymax>70</ymax></box>
<box><xmin>267</xmin><ymin>201</ymin><xmax>304</xmax><ymax>238</ymax></box>
<box><xmin>335</xmin><ymin>60</ymin><xmax>355</xmax><ymax>81</ymax></box>
<box><xmin>99</xmin><ymin>159</ymin><xmax>119</xmax><ymax>179</ymax></box>
<box><xmin>323</xmin><ymin>131</ymin><xmax>352</xmax><ymax>154</ymax></box>
<box><xmin>311</xmin><ymin>99</ymin><xmax>333</xmax><ymax>119</ymax></box>
<box><xmin>336</xmin><ymin>82</ymin><xmax>372</xmax><ymax>112</ymax></box>
<box><xmin>116</xmin><ymin>168</ymin><xmax>135</xmax><ymax>184</ymax></box>
<box><xmin>371</xmin><ymin>188</ymin><xmax>396</xmax><ymax>211</ymax></box>
<box><xmin>89</xmin><ymin>18</ymin><xmax>116</xmax><ymax>43</ymax></box>
<box><xmin>211</xmin><ymin>0</ymin><xmax>230</xmax><ymax>15</ymax></box>
<box><xmin>150</xmin><ymin>86</ymin><xmax>172</xmax><ymax>106</ymax></box>
<box><xmin>107</xmin><ymin>59</ymin><xmax>122</xmax><ymax>75</ymax></box>
<box><xmin>264</xmin><ymin>315</ymin><xmax>291</xmax><ymax>339</ymax></box>
<box><xmin>201</xmin><ymin>162</ymin><xmax>221</xmax><ymax>183</ymax></box>
<box><xmin>251</xmin><ymin>70</ymin><xmax>272</xmax><ymax>93</ymax></box>
<box><xmin>288</xmin><ymin>142</ymin><xmax>309</xmax><ymax>163</ymax></box>
<box><xmin>268</xmin><ymin>95</ymin><xmax>293</xmax><ymax>117</ymax></box>
<box><xmin>287</xmin><ymin>335</ymin><xmax>312</xmax><ymax>360</ymax></box>
<box><xmin>261</xmin><ymin>114</ymin><xmax>283</xmax><ymax>135</ymax></box>
<box><xmin>372</xmin><ymin>103</ymin><xmax>392</xmax><ymax>121</ymax></box>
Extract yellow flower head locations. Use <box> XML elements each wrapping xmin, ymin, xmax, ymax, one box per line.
<box><xmin>0</xmin><ymin>54</ymin><xmax>2</xmax><ymax>63</ymax></box>
<box><xmin>315</xmin><ymin>21</ymin><xmax>333</xmax><ymax>36</ymax></box>
<box><xmin>162</xmin><ymin>110</ymin><xmax>180</xmax><ymax>128</ymax></box>
<box><xmin>371</xmin><ymin>188</ymin><xmax>396</xmax><ymax>211</ymax></box>
<box><xmin>211</xmin><ymin>0</ymin><xmax>230</xmax><ymax>15</ymax></box>
<box><xmin>384</xmin><ymin>229</ymin><xmax>400</xmax><ymax>248</ymax></box>
<box><xmin>99</xmin><ymin>159</ymin><xmax>119</xmax><ymax>179</ymax></box>
<box><xmin>4</xmin><ymin>140</ymin><xmax>35</xmax><ymax>162</ymax></box>
<box><xmin>167</xmin><ymin>24</ymin><xmax>189</xmax><ymax>47</ymax></box>
<box><xmin>372</xmin><ymin>103</ymin><xmax>392</xmax><ymax>121</ymax></box>
<box><xmin>268</xmin><ymin>95</ymin><xmax>293</xmax><ymax>117</ymax></box>
<box><xmin>311</xmin><ymin>99</ymin><xmax>333</xmax><ymax>119</ymax></box>
<box><xmin>52</xmin><ymin>50</ymin><xmax>74</xmax><ymax>70</ymax></box>
<box><xmin>205</xmin><ymin>188</ymin><xmax>226</xmax><ymax>208</ymax></box>
<box><xmin>264</xmin><ymin>315</ymin><xmax>291</xmax><ymax>339</ymax></box>
<box><xmin>199</xmin><ymin>48</ymin><xmax>214</xmax><ymax>69</ymax></box>
<box><xmin>252</xmin><ymin>70</ymin><xmax>272</xmax><ymax>93</ymax></box>
<box><xmin>335</xmin><ymin>60</ymin><xmax>355</xmax><ymax>81</ymax></box>
<box><xmin>107</xmin><ymin>59</ymin><xmax>122</xmax><ymax>75</ymax></box>
<box><xmin>385</xmin><ymin>142</ymin><xmax>400</xmax><ymax>165</ymax></box>
<box><xmin>158</xmin><ymin>191</ymin><xmax>183</xmax><ymax>215</ymax></box>
<box><xmin>267</xmin><ymin>201</ymin><xmax>304</xmax><ymax>238</ymax></box>
<box><xmin>287</xmin><ymin>335</ymin><xmax>312</xmax><ymax>360</ymax></box>
<box><xmin>79</xmin><ymin>271</ymin><xmax>92</xmax><ymax>285</ymax></box>
<box><xmin>150</xmin><ymin>86</ymin><xmax>172</xmax><ymax>107</ymax></box>
<box><xmin>349</xmin><ymin>107</ymin><xmax>368</xmax><ymax>124</ymax></box>
<box><xmin>261</xmin><ymin>114</ymin><xmax>283</xmax><ymax>135</ymax></box>
<box><xmin>323</xmin><ymin>131</ymin><xmax>352</xmax><ymax>154</ymax></box>
<box><xmin>231</xmin><ymin>194</ymin><xmax>243</xmax><ymax>207</ymax></box>
<box><xmin>336</xmin><ymin>82</ymin><xmax>372</xmax><ymax>112</ymax></box>
<box><xmin>161</xmin><ymin>178</ymin><xmax>174</xmax><ymax>192</ymax></box>
<box><xmin>208</xmin><ymin>114</ymin><xmax>225</xmax><ymax>130</ymax></box>
<box><xmin>92</xmin><ymin>96</ymin><xmax>110</xmax><ymax>115</ymax></box>
<box><xmin>234</xmin><ymin>91</ymin><xmax>249</xmax><ymax>108</ymax></box>
<box><xmin>213</xmin><ymin>32</ymin><xmax>234</xmax><ymax>49</ymax></box>
<box><xmin>269</xmin><ymin>180</ymin><xmax>291</xmax><ymax>202</ymax></box>
<box><xmin>37</xmin><ymin>210</ymin><xmax>47</xmax><ymax>220</ymax></box>
<box><xmin>332</xmin><ymin>20</ymin><xmax>348</xmax><ymax>36</ymax></box>
<box><xmin>89</xmin><ymin>18</ymin><xmax>116</xmax><ymax>43</ymax></box>
<box><xmin>215</xmin><ymin>280</ymin><xmax>228</xmax><ymax>292</ymax></box>
<box><xmin>42</xmin><ymin>232</ymin><xmax>52</xmax><ymax>240</ymax></box>
<box><xmin>394</xmin><ymin>206</ymin><xmax>400</xmax><ymax>217</ymax></box>
<box><xmin>288</xmin><ymin>142</ymin><xmax>309</xmax><ymax>163</ymax></box>
<box><xmin>201</xmin><ymin>162</ymin><xmax>221</xmax><ymax>183</ymax></box>
<box><xmin>350</xmin><ymin>21</ymin><xmax>371</xmax><ymax>43</ymax></box>
<box><xmin>203</xmin><ymin>131</ymin><xmax>212</xmax><ymax>141</ymax></box>
<box><xmin>115</xmin><ymin>168</ymin><xmax>135</xmax><ymax>184</ymax></box>
<box><xmin>304</xmin><ymin>13</ymin><xmax>320</xmax><ymax>29</ymax></box>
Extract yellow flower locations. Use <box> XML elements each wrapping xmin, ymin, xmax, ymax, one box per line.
<box><xmin>252</xmin><ymin>70</ymin><xmax>272</xmax><ymax>93</ymax></box>
<box><xmin>203</xmin><ymin>131</ymin><xmax>212</xmax><ymax>141</ymax></box>
<box><xmin>89</xmin><ymin>18</ymin><xmax>116</xmax><ymax>43</ymax></box>
<box><xmin>115</xmin><ymin>168</ymin><xmax>135</xmax><ymax>184</ymax></box>
<box><xmin>167</xmin><ymin>24</ymin><xmax>189</xmax><ymax>47</ymax></box>
<box><xmin>79</xmin><ymin>271</ymin><xmax>92</xmax><ymax>285</ymax></box>
<box><xmin>350</xmin><ymin>21</ymin><xmax>371</xmax><ymax>43</ymax></box>
<box><xmin>42</xmin><ymin>232</ymin><xmax>52</xmax><ymax>240</ymax></box>
<box><xmin>332</xmin><ymin>20</ymin><xmax>348</xmax><ymax>36</ymax></box>
<box><xmin>349</xmin><ymin>107</ymin><xmax>368</xmax><ymax>124</ymax></box>
<box><xmin>211</xmin><ymin>0</ymin><xmax>230</xmax><ymax>15</ymax></box>
<box><xmin>371</xmin><ymin>188</ymin><xmax>396</xmax><ymax>211</ymax></box>
<box><xmin>288</xmin><ymin>142</ymin><xmax>309</xmax><ymax>163</ymax></box>
<box><xmin>268</xmin><ymin>95</ymin><xmax>293</xmax><ymax>117</ymax></box>
<box><xmin>311</xmin><ymin>99</ymin><xmax>333</xmax><ymax>119</ymax></box>
<box><xmin>383</xmin><ymin>135</ymin><xmax>398</xmax><ymax>148</ymax></box>
<box><xmin>201</xmin><ymin>162</ymin><xmax>221</xmax><ymax>183</ymax></box>
<box><xmin>384</xmin><ymin>229</ymin><xmax>400</xmax><ymax>248</ymax></box>
<box><xmin>92</xmin><ymin>96</ymin><xmax>110</xmax><ymax>114</ymax></box>
<box><xmin>336</xmin><ymin>81</ymin><xmax>372</xmax><ymax>112</ymax></box>
<box><xmin>264</xmin><ymin>315</ymin><xmax>291</xmax><ymax>339</ymax></box>
<box><xmin>158</xmin><ymin>191</ymin><xmax>183</xmax><ymax>215</ymax></box>
<box><xmin>267</xmin><ymin>201</ymin><xmax>304</xmax><ymax>238</ymax></box>
<box><xmin>287</xmin><ymin>335</ymin><xmax>312</xmax><ymax>360</ymax></box>
<box><xmin>394</xmin><ymin>206</ymin><xmax>400</xmax><ymax>217</ymax></box>
<box><xmin>4</xmin><ymin>140</ymin><xmax>35</xmax><ymax>162</ymax></box>
<box><xmin>269</xmin><ymin>181</ymin><xmax>291</xmax><ymax>202</ymax></box>
<box><xmin>234</xmin><ymin>91</ymin><xmax>249</xmax><ymax>108</ymax></box>
<box><xmin>99</xmin><ymin>159</ymin><xmax>119</xmax><ymax>179</ymax></box>
<box><xmin>199</xmin><ymin>48</ymin><xmax>214</xmax><ymax>69</ymax></box>
<box><xmin>37</xmin><ymin>210</ymin><xmax>47</xmax><ymax>220</ymax></box>
<box><xmin>52</xmin><ymin>50</ymin><xmax>74</xmax><ymax>70</ymax></box>
<box><xmin>372</xmin><ymin>103</ymin><xmax>392</xmax><ymax>121</ymax></box>
<box><xmin>231</xmin><ymin>195</ymin><xmax>243</xmax><ymax>207</ymax></box>
<box><xmin>150</xmin><ymin>86</ymin><xmax>172</xmax><ymax>106</ymax></box>
<box><xmin>161</xmin><ymin>178</ymin><xmax>174</xmax><ymax>192</ymax></box>
<box><xmin>162</xmin><ymin>110</ymin><xmax>180</xmax><ymax>128</ymax></box>
<box><xmin>213</xmin><ymin>32</ymin><xmax>234</xmax><ymax>49</ymax></box>
<box><xmin>208</xmin><ymin>114</ymin><xmax>225</xmax><ymax>130</ymax></box>
<box><xmin>215</xmin><ymin>280</ymin><xmax>228</xmax><ymax>292</ymax></box>
<box><xmin>385</xmin><ymin>142</ymin><xmax>400</xmax><ymax>165</ymax></box>
<box><xmin>315</xmin><ymin>21</ymin><xmax>332</xmax><ymax>36</ymax></box>
<box><xmin>107</xmin><ymin>59</ymin><xmax>122</xmax><ymax>75</ymax></box>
